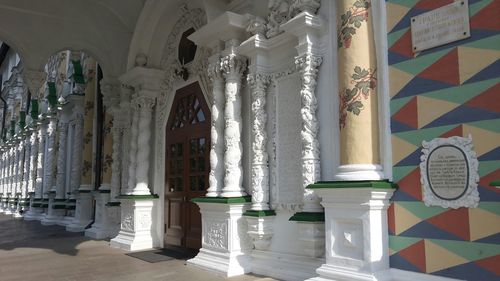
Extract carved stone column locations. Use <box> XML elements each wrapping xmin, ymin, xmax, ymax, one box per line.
<box><xmin>207</xmin><ymin>57</ymin><xmax>225</xmax><ymax>197</ymax></box>
<box><xmin>120</xmin><ymin>86</ymin><xmax>133</xmax><ymax>196</ymax></box>
<box><xmin>247</xmin><ymin>73</ymin><xmax>271</xmax><ymax>210</ymax></box>
<box><xmin>42</xmin><ymin>115</ymin><xmax>62</xmax><ymax>225</ymax></box>
<box><xmin>133</xmin><ymin>95</ymin><xmax>155</xmax><ymax>195</ymax></box>
<box><xmin>29</xmin><ymin>121</ymin><xmax>47</xmax><ymax>220</ymax></box>
<box><xmin>295</xmin><ymin>54</ymin><xmax>323</xmax><ymax>213</ymax></box>
<box><xmin>221</xmin><ymin>54</ymin><xmax>247</xmax><ymax>198</ymax></box>
<box><xmin>55</xmin><ymin>122</ymin><xmax>68</xmax><ymax>199</ymax></box>
<box><xmin>24</xmin><ymin>126</ymin><xmax>41</xmax><ymax>221</ymax></box>
<box><xmin>69</xmin><ymin>110</ymin><xmax>84</xmax><ymax>196</ymax></box>
<box><xmin>125</xmin><ymin>103</ymin><xmax>139</xmax><ymax>195</ymax></box>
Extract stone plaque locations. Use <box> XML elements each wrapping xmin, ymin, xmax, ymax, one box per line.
<box><xmin>411</xmin><ymin>0</ymin><xmax>470</xmax><ymax>52</ymax></box>
<box><xmin>420</xmin><ymin>136</ymin><xmax>479</xmax><ymax>208</ymax></box>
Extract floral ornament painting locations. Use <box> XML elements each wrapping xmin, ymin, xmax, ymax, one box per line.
<box><xmin>338</xmin><ymin>0</ymin><xmax>371</xmax><ymax>49</ymax></box>
<box><xmin>339</xmin><ymin>66</ymin><xmax>377</xmax><ymax>129</ymax></box>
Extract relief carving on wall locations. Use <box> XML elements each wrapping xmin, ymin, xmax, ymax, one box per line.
<box><xmin>204</xmin><ymin>220</ymin><xmax>228</xmax><ymax>250</ymax></box>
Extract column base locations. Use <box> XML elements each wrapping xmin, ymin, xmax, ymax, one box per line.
<box><xmin>57</xmin><ymin>215</ymin><xmax>75</xmax><ymax>226</ymax></box>
<box><xmin>334</xmin><ymin>164</ymin><xmax>385</xmax><ymax>181</ymax></box>
<box><xmin>187</xmin><ymin>196</ymin><xmax>252</xmax><ymax>277</ymax></box>
<box><xmin>243</xmin><ymin>210</ymin><xmax>276</xmax><ymax>251</ymax></box>
<box><xmin>66</xmin><ymin>190</ymin><xmax>94</xmax><ymax>232</ymax></box>
<box><xmin>110</xmin><ymin>195</ymin><xmax>156</xmax><ymax>251</ymax></box>
<box><xmin>307</xmin><ymin>181</ymin><xmax>396</xmax><ymax>281</ymax></box>
<box><xmin>41</xmin><ymin>198</ymin><xmax>67</xmax><ymax>225</ymax></box>
<box><xmin>24</xmin><ymin>206</ymin><xmax>45</xmax><ymax>221</ymax></box>
<box><xmin>289</xmin><ymin>212</ymin><xmax>325</xmax><ymax>258</ymax></box>
<box><xmin>85</xmin><ymin>191</ymin><xmax>120</xmax><ymax>239</ymax></box>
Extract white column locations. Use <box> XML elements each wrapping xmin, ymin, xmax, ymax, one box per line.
<box><xmin>22</xmin><ymin>134</ymin><xmax>31</xmax><ymax>199</ymax></box>
<box><xmin>125</xmin><ymin>102</ymin><xmax>139</xmax><ymax>194</ymax></box>
<box><xmin>55</xmin><ymin>122</ymin><xmax>68</xmax><ymax>199</ymax></box>
<box><xmin>295</xmin><ymin>54</ymin><xmax>323</xmax><ymax>212</ymax></box>
<box><xmin>221</xmin><ymin>54</ymin><xmax>247</xmax><ymax>198</ymax></box>
<box><xmin>133</xmin><ymin>95</ymin><xmax>155</xmax><ymax>195</ymax></box>
<box><xmin>119</xmin><ymin>85</ymin><xmax>132</xmax><ymax>196</ymax></box>
<box><xmin>35</xmin><ymin>123</ymin><xmax>46</xmax><ymax>199</ymax></box>
<box><xmin>14</xmin><ymin>141</ymin><xmax>22</xmax><ymax>197</ymax></box>
<box><xmin>247</xmin><ymin>73</ymin><xmax>271</xmax><ymax>210</ymax></box>
<box><xmin>207</xmin><ymin>57</ymin><xmax>225</xmax><ymax>197</ymax></box>
<box><xmin>43</xmin><ymin>117</ymin><xmax>57</xmax><ymax>196</ymax></box>
<box><xmin>24</xmin><ymin>127</ymin><xmax>41</xmax><ymax>221</ymax></box>
<box><xmin>69</xmin><ymin>112</ymin><xmax>84</xmax><ymax>196</ymax></box>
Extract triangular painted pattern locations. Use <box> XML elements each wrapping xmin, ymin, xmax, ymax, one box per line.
<box><xmin>388</xmin><ymin>0</ymin><xmax>500</xmax><ymax>278</ymax></box>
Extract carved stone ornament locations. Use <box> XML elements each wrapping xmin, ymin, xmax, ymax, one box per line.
<box><xmin>247</xmin><ymin>0</ymin><xmax>321</xmax><ymax>38</ymax></box>
<box><xmin>420</xmin><ymin>135</ymin><xmax>480</xmax><ymax>209</ymax></box>
<box><xmin>203</xmin><ymin>219</ymin><xmax>228</xmax><ymax>250</ymax></box>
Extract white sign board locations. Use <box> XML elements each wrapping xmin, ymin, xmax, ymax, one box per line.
<box><xmin>420</xmin><ymin>136</ymin><xmax>479</xmax><ymax>208</ymax></box>
<box><xmin>411</xmin><ymin>0</ymin><xmax>470</xmax><ymax>52</ymax></box>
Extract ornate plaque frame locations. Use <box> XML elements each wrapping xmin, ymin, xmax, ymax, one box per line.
<box><xmin>420</xmin><ymin>135</ymin><xmax>479</xmax><ymax>208</ymax></box>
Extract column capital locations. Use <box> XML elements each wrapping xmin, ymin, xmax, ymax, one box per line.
<box><xmin>246</xmin><ymin>72</ymin><xmax>271</xmax><ymax>89</ymax></box>
<box><xmin>207</xmin><ymin>58</ymin><xmax>224</xmax><ymax>82</ymax></box>
<box><xmin>221</xmin><ymin>54</ymin><xmax>247</xmax><ymax>79</ymax></box>
<box><xmin>119</xmin><ymin>67</ymin><xmax>165</xmax><ymax>93</ymax></box>
<box><xmin>100</xmin><ymin>77</ymin><xmax>121</xmax><ymax>114</ymax></box>
<box><xmin>21</xmin><ymin>69</ymin><xmax>46</xmax><ymax>97</ymax></box>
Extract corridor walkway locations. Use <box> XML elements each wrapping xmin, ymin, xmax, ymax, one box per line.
<box><xmin>0</xmin><ymin>214</ymin><xmax>276</xmax><ymax>281</ymax></box>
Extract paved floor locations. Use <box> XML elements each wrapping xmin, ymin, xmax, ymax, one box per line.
<box><xmin>0</xmin><ymin>214</ymin><xmax>277</xmax><ymax>281</ymax></box>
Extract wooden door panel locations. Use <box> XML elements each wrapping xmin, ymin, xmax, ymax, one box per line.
<box><xmin>164</xmin><ymin>82</ymin><xmax>210</xmax><ymax>250</ymax></box>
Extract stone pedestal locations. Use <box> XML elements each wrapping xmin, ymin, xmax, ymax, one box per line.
<box><xmin>306</xmin><ymin>181</ymin><xmax>396</xmax><ymax>281</ymax></box>
<box><xmin>187</xmin><ymin>197</ymin><xmax>252</xmax><ymax>277</ymax></box>
<box><xmin>58</xmin><ymin>198</ymin><xmax>77</xmax><ymax>226</ymax></box>
<box><xmin>66</xmin><ymin>190</ymin><xmax>94</xmax><ymax>232</ymax></box>
<box><xmin>110</xmin><ymin>196</ymin><xmax>156</xmax><ymax>251</ymax></box>
<box><xmin>85</xmin><ymin>191</ymin><xmax>120</xmax><ymax>239</ymax></box>
<box><xmin>243</xmin><ymin>210</ymin><xmax>275</xmax><ymax>251</ymax></box>
<box><xmin>24</xmin><ymin>197</ymin><xmax>45</xmax><ymax>220</ymax></box>
<box><xmin>41</xmin><ymin>192</ymin><xmax>66</xmax><ymax>225</ymax></box>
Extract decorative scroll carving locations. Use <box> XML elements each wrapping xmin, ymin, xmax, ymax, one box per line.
<box><xmin>247</xmin><ymin>73</ymin><xmax>271</xmax><ymax>210</ymax></box>
<box><xmin>295</xmin><ymin>53</ymin><xmax>323</xmax><ymax>212</ymax></box>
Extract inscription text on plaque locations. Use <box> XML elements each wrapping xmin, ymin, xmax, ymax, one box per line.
<box><xmin>420</xmin><ymin>136</ymin><xmax>479</xmax><ymax>208</ymax></box>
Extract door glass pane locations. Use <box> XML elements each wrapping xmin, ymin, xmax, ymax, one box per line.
<box><xmin>190</xmin><ymin>176</ymin><xmax>197</xmax><ymax>191</ymax></box>
<box><xmin>198</xmin><ymin>176</ymin><xmax>205</xmax><ymax>191</ymax></box>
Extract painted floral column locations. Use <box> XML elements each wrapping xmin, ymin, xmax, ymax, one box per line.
<box><xmin>336</xmin><ymin>0</ymin><xmax>383</xmax><ymax>180</ymax></box>
<box><xmin>247</xmin><ymin>73</ymin><xmax>271</xmax><ymax>210</ymax></box>
<box><xmin>80</xmin><ymin>68</ymin><xmax>96</xmax><ymax>190</ymax></box>
<box><xmin>69</xmin><ymin>110</ymin><xmax>84</xmax><ymax>195</ymax></box>
<box><xmin>207</xmin><ymin>57</ymin><xmax>225</xmax><ymax>197</ymax></box>
<box><xmin>221</xmin><ymin>54</ymin><xmax>248</xmax><ymax>198</ymax></box>
<box><xmin>100</xmin><ymin>112</ymin><xmax>114</xmax><ymax>190</ymax></box>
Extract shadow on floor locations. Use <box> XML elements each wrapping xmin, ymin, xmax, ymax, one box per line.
<box><xmin>0</xmin><ymin>213</ymin><xmax>87</xmax><ymax>256</ymax></box>
<box><xmin>126</xmin><ymin>246</ymin><xmax>198</xmax><ymax>263</ymax></box>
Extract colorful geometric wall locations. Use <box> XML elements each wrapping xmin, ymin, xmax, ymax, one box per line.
<box><xmin>386</xmin><ymin>0</ymin><xmax>500</xmax><ymax>279</ymax></box>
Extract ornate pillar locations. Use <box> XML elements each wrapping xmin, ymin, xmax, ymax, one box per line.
<box><xmin>24</xmin><ymin>125</ymin><xmax>41</xmax><ymax>221</ymax></box>
<box><xmin>125</xmin><ymin>103</ymin><xmax>139</xmax><ymax>195</ymax></box>
<box><xmin>119</xmin><ymin>86</ymin><xmax>132</xmax><ymax>196</ymax></box>
<box><xmin>55</xmin><ymin>122</ymin><xmax>68</xmax><ymax>198</ymax></box>
<box><xmin>247</xmin><ymin>73</ymin><xmax>271</xmax><ymax>210</ymax></box>
<box><xmin>295</xmin><ymin>54</ymin><xmax>323</xmax><ymax>212</ymax></box>
<box><xmin>206</xmin><ymin>57</ymin><xmax>225</xmax><ymax>197</ymax></box>
<box><xmin>41</xmin><ymin>115</ymin><xmax>61</xmax><ymax>225</ymax></box>
<box><xmin>69</xmin><ymin>110</ymin><xmax>84</xmax><ymax>196</ymax></box>
<box><xmin>335</xmin><ymin>0</ymin><xmax>383</xmax><ymax>181</ymax></box>
<box><xmin>133</xmin><ymin>95</ymin><xmax>155</xmax><ymax>195</ymax></box>
<box><xmin>282</xmin><ymin>7</ymin><xmax>325</xmax><ymax>259</ymax></box>
<box><xmin>221</xmin><ymin>54</ymin><xmax>247</xmax><ymax>198</ymax></box>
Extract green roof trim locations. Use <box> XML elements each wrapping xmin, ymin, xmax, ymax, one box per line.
<box><xmin>243</xmin><ymin>210</ymin><xmax>276</xmax><ymax>217</ymax></box>
<box><xmin>307</xmin><ymin>180</ymin><xmax>398</xmax><ymax>190</ymax></box>
<box><xmin>30</xmin><ymin>99</ymin><xmax>39</xmax><ymax>120</ymax></box>
<box><xmin>19</xmin><ymin>111</ymin><xmax>26</xmax><ymax>129</ymax></box>
<box><xmin>47</xmin><ymin>82</ymin><xmax>58</xmax><ymax>108</ymax></box>
<box><xmin>106</xmin><ymin>201</ymin><xmax>121</xmax><ymax>207</ymax></box>
<box><xmin>116</xmin><ymin>194</ymin><xmax>159</xmax><ymax>200</ymax></box>
<box><xmin>490</xmin><ymin>180</ymin><xmax>500</xmax><ymax>187</ymax></box>
<box><xmin>191</xmin><ymin>196</ymin><xmax>252</xmax><ymax>204</ymax></box>
<box><xmin>289</xmin><ymin>212</ymin><xmax>325</xmax><ymax>222</ymax></box>
<box><xmin>71</xmin><ymin>60</ymin><xmax>85</xmax><ymax>84</ymax></box>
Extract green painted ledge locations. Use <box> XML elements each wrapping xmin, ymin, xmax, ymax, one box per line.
<box><xmin>307</xmin><ymin>180</ymin><xmax>397</xmax><ymax>189</ymax></box>
<box><xmin>243</xmin><ymin>210</ymin><xmax>276</xmax><ymax>217</ymax></box>
<box><xmin>98</xmin><ymin>189</ymin><xmax>111</xmax><ymax>193</ymax></box>
<box><xmin>116</xmin><ymin>194</ymin><xmax>159</xmax><ymax>200</ymax></box>
<box><xmin>76</xmin><ymin>189</ymin><xmax>92</xmax><ymax>193</ymax></box>
<box><xmin>191</xmin><ymin>196</ymin><xmax>252</xmax><ymax>204</ymax></box>
<box><xmin>490</xmin><ymin>180</ymin><xmax>500</xmax><ymax>187</ymax></box>
<box><xmin>289</xmin><ymin>212</ymin><xmax>325</xmax><ymax>222</ymax></box>
<box><xmin>106</xmin><ymin>201</ymin><xmax>121</xmax><ymax>207</ymax></box>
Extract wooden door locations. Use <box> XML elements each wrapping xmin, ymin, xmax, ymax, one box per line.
<box><xmin>164</xmin><ymin>82</ymin><xmax>210</xmax><ymax>249</ymax></box>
